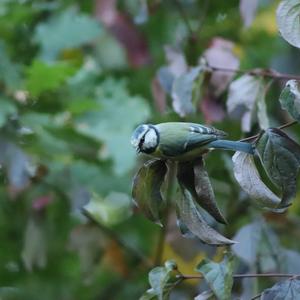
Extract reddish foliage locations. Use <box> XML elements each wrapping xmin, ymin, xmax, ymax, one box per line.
<box><xmin>95</xmin><ymin>0</ymin><xmax>151</xmax><ymax>67</ymax></box>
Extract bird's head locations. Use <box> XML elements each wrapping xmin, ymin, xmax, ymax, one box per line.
<box><xmin>131</xmin><ymin>124</ymin><xmax>159</xmax><ymax>154</ymax></box>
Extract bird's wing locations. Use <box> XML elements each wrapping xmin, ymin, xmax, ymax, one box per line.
<box><xmin>187</xmin><ymin>123</ymin><xmax>227</xmax><ymax>137</ymax></box>
<box><xmin>157</xmin><ymin>123</ymin><xmax>227</xmax><ymax>157</ymax></box>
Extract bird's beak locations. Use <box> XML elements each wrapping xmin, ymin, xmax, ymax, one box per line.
<box><xmin>131</xmin><ymin>138</ymin><xmax>138</xmax><ymax>148</ymax></box>
<box><xmin>131</xmin><ymin>138</ymin><xmax>140</xmax><ymax>153</ymax></box>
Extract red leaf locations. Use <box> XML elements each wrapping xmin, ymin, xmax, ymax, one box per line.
<box><xmin>203</xmin><ymin>37</ymin><xmax>239</xmax><ymax>96</ymax></box>
<box><xmin>32</xmin><ymin>195</ymin><xmax>53</xmax><ymax>212</ymax></box>
<box><xmin>95</xmin><ymin>0</ymin><xmax>151</xmax><ymax>67</ymax></box>
<box><xmin>200</xmin><ymin>93</ymin><xmax>225</xmax><ymax>124</ymax></box>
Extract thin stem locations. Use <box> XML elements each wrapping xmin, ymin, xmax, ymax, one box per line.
<box><xmin>179</xmin><ymin>273</ymin><xmax>300</xmax><ymax>280</ymax></box>
<box><xmin>239</xmin><ymin>120</ymin><xmax>298</xmax><ymax>143</ymax></box>
<box><xmin>154</xmin><ymin>162</ymin><xmax>176</xmax><ymax>266</ymax></box>
<box><xmin>278</xmin><ymin>120</ymin><xmax>298</xmax><ymax>130</ymax></box>
<box><xmin>208</xmin><ymin>65</ymin><xmax>300</xmax><ymax>81</ymax></box>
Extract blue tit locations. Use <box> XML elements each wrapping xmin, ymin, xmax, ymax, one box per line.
<box><xmin>131</xmin><ymin>122</ymin><xmax>254</xmax><ymax>161</ymax></box>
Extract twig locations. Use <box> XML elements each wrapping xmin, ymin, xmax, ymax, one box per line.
<box><xmin>278</xmin><ymin>120</ymin><xmax>298</xmax><ymax>130</ymax></box>
<box><xmin>239</xmin><ymin>120</ymin><xmax>298</xmax><ymax>142</ymax></box>
<box><xmin>82</xmin><ymin>208</ymin><xmax>153</xmax><ymax>268</ymax></box>
<box><xmin>179</xmin><ymin>273</ymin><xmax>300</xmax><ymax>280</ymax></box>
<box><xmin>154</xmin><ymin>162</ymin><xmax>176</xmax><ymax>266</ymax></box>
<box><xmin>251</xmin><ymin>293</ymin><xmax>262</xmax><ymax>300</ymax></box>
<box><xmin>208</xmin><ymin>65</ymin><xmax>300</xmax><ymax>81</ymax></box>
<box><xmin>44</xmin><ymin>180</ymin><xmax>153</xmax><ymax>268</ymax></box>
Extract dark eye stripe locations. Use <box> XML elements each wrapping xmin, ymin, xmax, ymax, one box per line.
<box><xmin>138</xmin><ymin>131</ymin><xmax>148</xmax><ymax>149</ymax></box>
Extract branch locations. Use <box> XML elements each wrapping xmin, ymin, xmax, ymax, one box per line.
<box><xmin>239</xmin><ymin>120</ymin><xmax>298</xmax><ymax>142</ymax></box>
<box><xmin>208</xmin><ymin>65</ymin><xmax>300</xmax><ymax>81</ymax></box>
<box><xmin>178</xmin><ymin>273</ymin><xmax>300</xmax><ymax>280</ymax></box>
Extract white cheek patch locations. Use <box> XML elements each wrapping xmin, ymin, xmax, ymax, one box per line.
<box><xmin>131</xmin><ymin>125</ymin><xmax>149</xmax><ymax>148</ymax></box>
<box><xmin>143</xmin><ymin>128</ymin><xmax>158</xmax><ymax>149</ymax></box>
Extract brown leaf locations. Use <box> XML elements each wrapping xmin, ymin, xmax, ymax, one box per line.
<box><xmin>177</xmin><ymin>159</ymin><xmax>227</xmax><ymax>224</ymax></box>
<box><xmin>151</xmin><ymin>77</ymin><xmax>167</xmax><ymax>114</ymax></box>
<box><xmin>103</xmin><ymin>240</ymin><xmax>129</xmax><ymax>277</ymax></box>
<box><xmin>176</xmin><ymin>189</ymin><xmax>236</xmax><ymax>246</ymax></box>
<box><xmin>132</xmin><ymin>159</ymin><xmax>167</xmax><ymax>224</ymax></box>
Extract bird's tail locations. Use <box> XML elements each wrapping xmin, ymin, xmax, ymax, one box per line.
<box><xmin>208</xmin><ymin>140</ymin><xmax>254</xmax><ymax>154</ymax></box>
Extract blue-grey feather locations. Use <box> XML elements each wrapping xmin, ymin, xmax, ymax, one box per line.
<box><xmin>207</xmin><ymin>140</ymin><xmax>254</xmax><ymax>154</ymax></box>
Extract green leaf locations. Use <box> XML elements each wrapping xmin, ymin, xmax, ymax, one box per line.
<box><xmin>255</xmin><ymin>128</ymin><xmax>300</xmax><ymax>208</ymax></box>
<box><xmin>94</xmin><ymin>31</ymin><xmax>127</xmax><ymax>70</ymax></box>
<box><xmin>232</xmin><ymin>222</ymin><xmax>262</xmax><ymax>265</ymax></box>
<box><xmin>83</xmin><ymin>192</ymin><xmax>132</xmax><ymax>226</ymax></box>
<box><xmin>144</xmin><ymin>260</ymin><xmax>181</xmax><ymax>300</ymax></box>
<box><xmin>232</xmin><ymin>151</ymin><xmax>281</xmax><ymax>209</ymax></box>
<box><xmin>74</xmin><ymin>78</ymin><xmax>150</xmax><ymax>174</ymax></box>
<box><xmin>140</xmin><ymin>289</ymin><xmax>157</xmax><ymax>300</ymax></box>
<box><xmin>0</xmin><ymin>287</ymin><xmax>21</xmax><ymax>300</ymax></box>
<box><xmin>171</xmin><ymin>66</ymin><xmax>201</xmax><ymax>117</ymax></box>
<box><xmin>177</xmin><ymin>159</ymin><xmax>227</xmax><ymax>224</ymax></box>
<box><xmin>276</xmin><ymin>0</ymin><xmax>300</xmax><ymax>49</ymax></box>
<box><xmin>232</xmin><ymin>220</ymin><xmax>282</xmax><ymax>272</ymax></box>
<box><xmin>227</xmin><ymin>74</ymin><xmax>268</xmax><ymax>132</ymax></box>
<box><xmin>194</xmin><ymin>290</ymin><xmax>214</xmax><ymax>300</ymax></box>
<box><xmin>176</xmin><ymin>188</ymin><xmax>236</xmax><ymax>245</ymax></box>
<box><xmin>281</xmin><ymin>249</ymin><xmax>300</xmax><ymax>274</ymax></box>
<box><xmin>257</xmin><ymin>89</ymin><xmax>269</xmax><ymax>130</ymax></box>
<box><xmin>0</xmin><ymin>97</ymin><xmax>17</xmax><ymax>127</ymax></box>
<box><xmin>196</xmin><ymin>254</ymin><xmax>234</xmax><ymax>300</ymax></box>
<box><xmin>132</xmin><ymin>159</ymin><xmax>167</xmax><ymax>225</ymax></box>
<box><xmin>279</xmin><ymin>79</ymin><xmax>300</xmax><ymax>122</ymax></box>
<box><xmin>26</xmin><ymin>60</ymin><xmax>76</xmax><ymax>97</ymax></box>
<box><xmin>34</xmin><ymin>7</ymin><xmax>102</xmax><ymax>59</ymax></box>
<box><xmin>261</xmin><ymin>278</ymin><xmax>300</xmax><ymax>300</ymax></box>
<box><xmin>0</xmin><ymin>40</ymin><xmax>21</xmax><ymax>90</ymax></box>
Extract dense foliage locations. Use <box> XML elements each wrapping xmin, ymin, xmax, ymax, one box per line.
<box><xmin>1</xmin><ymin>0</ymin><xmax>300</xmax><ymax>299</ymax></box>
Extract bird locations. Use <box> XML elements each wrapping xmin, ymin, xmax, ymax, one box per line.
<box><xmin>131</xmin><ymin>122</ymin><xmax>254</xmax><ymax>161</ymax></box>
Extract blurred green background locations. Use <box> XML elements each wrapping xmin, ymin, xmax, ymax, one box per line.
<box><xmin>1</xmin><ymin>0</ymin><xmax>300</xmax><ymax>299</ymax></box>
